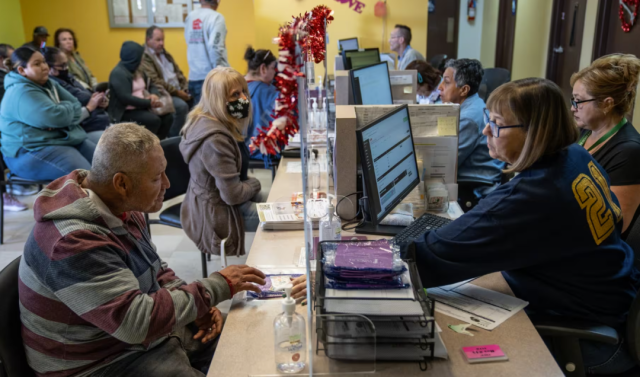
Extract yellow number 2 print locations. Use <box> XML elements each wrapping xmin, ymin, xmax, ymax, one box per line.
<box><xmin>572</xmin><ymin>171</ymin><xmax>616</xmax><ymax>245</ymax></box>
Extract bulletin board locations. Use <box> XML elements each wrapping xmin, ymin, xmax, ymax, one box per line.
<box><xmin>108</xmin><ymin>0</ymin><xmax>202</xmax><ymax>28</ymax></box>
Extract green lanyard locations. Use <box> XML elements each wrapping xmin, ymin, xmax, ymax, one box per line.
<box><xmin>578</xmin><ymin>118</ymin><xmax>627</xmax><ymax>152</ymax></box>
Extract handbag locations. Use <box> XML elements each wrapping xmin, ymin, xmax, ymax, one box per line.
<box><xmin>144</xmin><ymin>75</ymin><xmax>175</xmax><ymax>116</ymax></box>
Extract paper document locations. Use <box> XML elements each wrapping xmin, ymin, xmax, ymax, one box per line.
<box><xmin>325</xmin><ymin>298</ymin><xmax>424</xmax><ymax>316</ymax></box>
<box><xmin>414</xmin><ymin>136</ymin><xmax>458</xmax><ymax>184</ymax></box>
<box><xmin>437</xmin><ymin>116</ymin><xmax>458</xmax><ymax>136</ymax></box>
<box><xmin>427</xmin><ymin>283</ymin><xmax>529</xmax><ymax>330</ymax></box>
<box><xmin>354</xmin><ymin>104</ymin><xmax>459</xmax><ymax>138</ymax></box>
<box><xmin>390</xmin><ymin>75</ymin><xmax>412</xmax><ymax>86</ymax></box>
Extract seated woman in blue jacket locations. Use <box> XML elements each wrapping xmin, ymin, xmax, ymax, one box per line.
<box><xmin>0</xmin><ymin>47</ymin><xmax>104</xmax><ymax>181</ymax></box>
<box><xmin>414</xmin><ymin>78</ymin><xmax>638</xmax><ymax>375</ymax></box>
<box><xmin>243</xmin><ymin>46</ymin><xmax>279</xmax><ymax>163</ymax></box>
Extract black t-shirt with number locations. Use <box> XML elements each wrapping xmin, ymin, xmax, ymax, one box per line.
<box><xmin>588</xmin><ymin>122</ymin><xmax>640</xmax><ymax>239</ymax></box>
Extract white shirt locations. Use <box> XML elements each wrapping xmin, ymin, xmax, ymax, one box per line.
<box><xmin>184</xmin><ymin>7</ymin><xmax>229</xmax><ymax>81</ymax></box>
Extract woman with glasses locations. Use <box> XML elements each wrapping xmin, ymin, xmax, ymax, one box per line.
<box><xmin>570</xmin><ymin>54</ymin><xmax>640</xmax><ymax>239</ymax></box>
<box><xmin>44</xmin><ymin>47</ymin><xmax>109</xmax><ymax>134</ymax></box>
<box><xmin>0</xmin><ymin>47</ymin><xmax>100</xmax><ymax>181</ymax></box>
<box><xmin>412</xmin><ymin>78</ymin><xmax>638</xmax><ymax>375</ymax></box>
<box><xmin>243</xmin><ymin>46</ymin><xmax>278</xmax><ymax>163</ymax></box>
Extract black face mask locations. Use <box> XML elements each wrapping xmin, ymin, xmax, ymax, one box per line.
<box><xmin>227</xmin><ymin>97</ymin><xmax>250</xmax><ymax>119</ymax></box>
<box><xmin>56</xmin><ymin>69</ymin><xmax>71</xmax><ymax>82</ymax></box>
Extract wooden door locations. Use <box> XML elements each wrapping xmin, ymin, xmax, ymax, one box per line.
<box><xmin>546</xmin><ymin>0</ymin><xmax>588</xmax><ymax>100</ymax></box>
<box><xmin>426</xmin><ymin>0</ymin><xmax>459</xmax><ymax>62</ymax></box>
<box><xmin>594</xmin><ymin>0</ymin><xmax>640</xmax><ymax>118</ymax></box>
<box><xmin>495</xmin><ymin>0</ymin><xmax>518</xmax><ymax>72</ymax></box>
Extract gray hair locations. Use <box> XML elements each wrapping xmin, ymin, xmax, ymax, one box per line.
<box><xmin>91</xmin><ymin>123</ymin><xmax>160</xmax><ymax>185</ymax></box>
<box><xmin>445</xmin><ymin>58</ymin><xmax>484</xmax><ymax>96</ymax></box>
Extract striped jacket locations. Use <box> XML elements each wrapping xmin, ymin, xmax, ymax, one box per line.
<box><xmin>18</xmin><ymin>170</ymin><xmax>231</xmax><ymax>377</ymax></box>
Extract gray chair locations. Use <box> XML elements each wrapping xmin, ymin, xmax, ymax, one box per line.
<box><xmin>534</xmin><ymin>220</ymin><xmax>640</xmax><ymax>376</ymax></box>
<box><xmin>429</xmin><ymin>54</ymin><xmax>448</xmax><ymax>72</ymax></box>
<box><xmin>478</xmin><ymin>68</ymin><xmax>511</xmax><ymax>102</ymax></box>
<box><xmin>0</xmin><ymin>256</ymin><xmax>35</xmax><ymax>377</ymax></box>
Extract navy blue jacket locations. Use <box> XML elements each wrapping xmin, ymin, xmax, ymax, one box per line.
<box><xmin>50</xmin><ymin>75</ymin><xmax>109</xmax><ymax>133</ymax></box>
<box><xmin>416</xmin><ymin>144</ymin><xmax>639</xmax><ymax>329</ymax></box>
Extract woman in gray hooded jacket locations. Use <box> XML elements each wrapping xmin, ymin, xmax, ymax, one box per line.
<box><xmin>180</xmin><ymin>67</ymin><xmax>263</xmax><ymax>257</ymax></box>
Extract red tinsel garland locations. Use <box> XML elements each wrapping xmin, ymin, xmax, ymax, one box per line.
<box><xmin>250</xmin><ymin>6</ymin><xmax>333</xmax><ymax>156</ymax></box>
<box><xmin>619</xmin><ymin>0</ymin><xmax>639</xmax><ymax>33</ymax></box>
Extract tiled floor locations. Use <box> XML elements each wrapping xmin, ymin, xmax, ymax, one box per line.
<box><xmin>0</xmin><ymin>169</ymin><xmax>272</xmax><ymax>289</ymax></box>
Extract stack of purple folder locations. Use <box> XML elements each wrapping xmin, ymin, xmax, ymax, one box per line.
<box><xmin>323</xmin><ymin>240</ymin><xmax>409</xmax><ymax>290</ymax></box>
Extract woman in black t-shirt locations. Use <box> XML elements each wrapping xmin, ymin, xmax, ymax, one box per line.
<box><xmin>571</xmin><ymin>54</ymin><xmax>640</xmax><ymax>239</ymax></box>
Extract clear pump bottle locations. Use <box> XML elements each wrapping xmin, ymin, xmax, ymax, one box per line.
<box><xmin>309</xmin><ymin>149</ymin><xmax>320</xmax><ymax>191</ymax></box>
<box><xmin>274</xmin><ymin>286</ymin><xmax>307</xmax><ymax>373</ymax></box>
<box><xmin>319</xmin><ymin>200</ymin><xmax>341</xmax><ymax>242</ymax></box>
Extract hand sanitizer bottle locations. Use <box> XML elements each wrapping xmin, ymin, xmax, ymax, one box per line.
<box><xmin>309</xmin><ymin>149</ymin><xmax>320</xmax><ymax>191</ymax></box>
<box><xmin>319</xmin><ymin>201</ymin><xmax>341</xmax><ymax>242</ymax></box>
<box><xmin>274</xmin><ymin>286</ymin><xmax>306</xmax><ymax>374</ymax></box>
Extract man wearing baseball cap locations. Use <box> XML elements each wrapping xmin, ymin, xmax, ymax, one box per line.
<box><xmin>22</xmin><ymin>26</ymin><xmax>49</xmax><ymax>50</ymax></box>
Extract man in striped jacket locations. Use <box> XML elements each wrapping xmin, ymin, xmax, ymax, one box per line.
<box><xmin>18</xmin><ymin>123</ymin><xmax>266</xmax><ymax>377</ymax></box>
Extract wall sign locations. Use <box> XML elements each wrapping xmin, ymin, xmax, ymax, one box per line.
<box><xmin>335</xmin><ymin>0</ymin><xmax>366</xmax><ymax>14</ymax></box>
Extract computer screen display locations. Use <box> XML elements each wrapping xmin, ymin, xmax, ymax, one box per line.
<box><xmin>338</xmin><ymin>38</ymin><xmax>359</xmax><ymax>51</ymax></box>
<box><xmin>350</xmin><ymin>62</ymin><xmax>393</xmax><ymax>105</ymax></box>
<box><xmin>342</xmin><ymin>48</ymin><xmax>381</xmax><ymax>70</ymax></box>
<box><xmin>357</xmin><ymin>105</ymin><xmax>420</xmax><ymax>223</ymax></box>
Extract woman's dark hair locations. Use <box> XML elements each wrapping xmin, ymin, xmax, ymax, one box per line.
<box><xmin>43</xmin><ymin>47</ymin><xmax>63</xmax><ymax>67</ymax></box>
<box><xmin>244</xmin><ymin>46</ymin><xmax>276</xmax><ymax>73</ymax></box>
<box><xmin>406</xmin><ymin>60</ymin><xmax>440</xmax><ymax>91</ymax></box>
<box><xmin>4</xmin><ymin>47</ymin><xmax>38</xmax><ymax>72</ymax></box>
<box><xmin>54</xmin><ymin>28</ymin><xmax>78</xmax><ymax>50</ymax></box>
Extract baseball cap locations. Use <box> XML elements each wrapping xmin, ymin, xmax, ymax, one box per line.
<box><xmin>33</xmin><ymin>26</ymin><xmax>49</xmax><ymax>36</ymax></box>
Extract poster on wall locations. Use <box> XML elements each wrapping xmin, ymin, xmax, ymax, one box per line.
<box><xmin>108</xmin><ymin>0</ymin><xmax>193</xmax><ymax>28</ymax></box>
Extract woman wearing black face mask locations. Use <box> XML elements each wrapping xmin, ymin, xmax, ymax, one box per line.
<box><xmin>179</xmin><ymin>67</ymin><xmax>266</xmax><ymax>257</ymax></box>
<box><xmin>45</xmin><ymin>47</ymin><xmax>110</xmax><ymax>133</ymax></box>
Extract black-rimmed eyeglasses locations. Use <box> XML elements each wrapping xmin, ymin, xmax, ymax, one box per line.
<box><xmin>570</xmin><ymin>97</ymin><xmax>597</xmax><ymax>109</ymax></box>
<box><xmin>483</xmin><ymin>108</ymin><xmax>524</xmax><ymax>138</ymax></box>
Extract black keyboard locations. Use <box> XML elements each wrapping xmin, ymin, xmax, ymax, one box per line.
<box><xmin>393</xmin><ymin>213</ymin><xmax>453</xmax><ymax>244</ymax></box>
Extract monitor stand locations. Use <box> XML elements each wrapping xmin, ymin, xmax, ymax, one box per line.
<box><xmin>355</xmin><ymin>221</ymin><xmax>404</xmax><ymax>236</ymax></box>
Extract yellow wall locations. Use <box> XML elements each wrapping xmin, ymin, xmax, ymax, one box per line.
<box><xmin>480</xmin><ymin>0</ymin><xmax>500</xmax><ymax>68</ymax></box>
<box><xmin>511</xmin><ymin>0</ymin><xmax>554</xmax><ymax>80</ymax></box>
<box><xmin>19</xmin><ymin>0</ymin><xmax>255</xmax><ymax>82</ymax></box>
<box><xmin>0</xmin><ymin>0</ymin><xmax>25</xmax><ymax>48</ymax></box>
<box><xmin>252</xmin><ymin>0</ymin><xmax>428</xmax><ymax>77</ymax></box>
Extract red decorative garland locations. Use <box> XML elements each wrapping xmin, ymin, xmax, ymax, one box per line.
<box><xmin>619</xmin><ymin>0</ymin><xmax>639</xmax><ymax>33</ymax></box>
<box><xmin>250</xmin><ymin>6</ymin><xmax>333</xmax><ymax>156</ymax></box>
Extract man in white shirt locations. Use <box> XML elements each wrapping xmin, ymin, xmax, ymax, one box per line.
<box><xmin>142</xmin><ymin>26</ymin><xmax>192</xmax><ymax>137</ymax></box>
<box><xmin>185</xmin><ymin>0</ymin><xmax>229</xmax><ymax>103</ymax></box>
<box><xmin>389</xmin><ymin>24</ymin><xmax>425</xmax><ymax>70</ymax></box>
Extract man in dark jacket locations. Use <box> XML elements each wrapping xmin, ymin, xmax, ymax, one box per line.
<box><xmin>0</xmin><ymin>44</ymin><xmax>14</xmax><ymax>103</ymax></box>
<box><xmin>45</xmin><ymin>47</ymin><xmax>110</xmax><ymax>133</ymax></box>
<box><xmin>22</xmin><ymin>26</ymin><xmax>49</xmax><ymax>50</ymax></box>
<box><xmin>108</xmin><ymin>41</ymin><xmax>173</xmax><ymax>139</ymax></box>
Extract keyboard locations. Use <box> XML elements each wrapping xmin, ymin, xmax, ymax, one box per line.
<box><xmin>393</xmin><ymin>213</ymin><xmax>453</xmax><ymax>244</ymax></box>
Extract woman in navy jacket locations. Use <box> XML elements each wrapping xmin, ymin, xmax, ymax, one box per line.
<box><xmin>415</xmin><ymin>78</ymin><xmax>638</xmax><ymax>375</ymax></box>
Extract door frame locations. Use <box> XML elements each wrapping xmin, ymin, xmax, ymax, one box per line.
<box><xmin>546</xmin><ymin>0</ymin><xmax>567</xmax><ymax>82</ymax></box>
<box><xmin>593</xmin><ymin>0</ymin><xmax>612</xmax><ymax>59</ymax></box>
<box><xmin>495</xmin><ymin>0</ymin><xmax>517</xmax><ymax>71</ymax></box>
<box><xmin>426</xmin><ymin>0</ymin><xmax>460</xmax><ymax>61</ymax></box>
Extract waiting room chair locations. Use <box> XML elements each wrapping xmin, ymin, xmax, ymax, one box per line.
<box><xmin>534</xmin><ymin>221</ymin><xmax>640</xmax><ymax>376</ymax></box>
<box><xmin>0</xmin><ymin>256</ymin><xmax>35</xmax><ymax>377</ymax></box>
<box><xmin>0</xmin><ymin>152</ymin><xmax>51</xmax><ymax>244</ymax></box>
<box><xmin>429</xmin><ymin>54</ymin><xmax>448</xmax><ymax>72</ymax></box>
<box><xmin>144</xmin><ymin>137</ymin><xmax>210</xmax><ymax>279</ymax></box>
<box><xmin>478</xmin><ymin>68</ymin><xmax>511</xmax><ymax>102</ymax></box>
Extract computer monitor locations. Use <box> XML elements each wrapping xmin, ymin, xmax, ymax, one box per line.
<box><xmin>338</xmin><ymin>37</ymin><xmax>359</xmax><ymax>52</ymax></box>
<box><xmin>342</xmin><ymin>48</ymin><xmax>381</xmax><ymax>70</ymax></box>
<box><xmin>350</xmin><ymin>62</ymin><xmax>393</xmax><ymax>105</ymax></box>
<box><xmin>356</xmin><ymin>105</ymin><xmax>420</xmax><ymax>235</ymax></box>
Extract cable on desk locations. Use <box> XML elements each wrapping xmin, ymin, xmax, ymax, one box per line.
<box><xmin>336</xmin><ymin>191</ymin><xmax>362</xmax><ymax>222</ymax></box>
<box><xmin>341</xmin><ymin>195</ymin><xmax>367</xmax><ymax>232</ymax></box>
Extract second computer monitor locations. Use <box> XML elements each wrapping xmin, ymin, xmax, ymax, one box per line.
<box><xmin>350</xmin><ymin>62</ymin><xmax>393</xmax><ymax>105</ymax></box>
<box><xmin>338</xmin><ymin>38</ymin><xmax>359</xmax><ymax>52</ymax></box>
<box><xmin>356</xmin><ymin>105</ymin><xmax>420</xmax><ymax>225</ymax></box>
<box><xmin>342</xmin><ymin>48</ymin><xmax>381</xmax><ymax>70</ymax></box>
